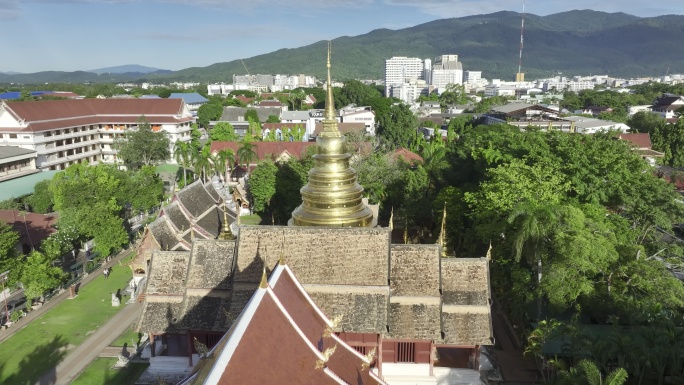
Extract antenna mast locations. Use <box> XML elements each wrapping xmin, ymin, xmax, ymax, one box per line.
<box><xmin>516</xmin><ymin>2</ymin><xmax>525</xmax><ymax>82</ymax></box>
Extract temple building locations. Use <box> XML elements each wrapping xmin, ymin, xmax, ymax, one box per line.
<box><xmin>135</xmin><ymin>43</ymin><xmax>493</xmax><ymax>385</ymax></box>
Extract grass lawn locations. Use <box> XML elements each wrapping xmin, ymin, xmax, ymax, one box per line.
<box><xmin>112</xmin><ymin>325</ymin><xmax>142</xmax><ymax>347</ymax></box>
<box><xmin>240</xmin><ymin>214</ymin><xmax>263</xmax><ymax>225</ymax></box>
<box><xmin>70</xmin><ymin>358</ymin><xmax>149</xmax><ymax>385</ymax></box>
<box><xmin>0</xmin><ymin>252</ymin><xmax>136</xmax><ymax>384</ymax></box>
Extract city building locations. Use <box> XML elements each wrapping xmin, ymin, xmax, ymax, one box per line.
<box><xmin>169</xmin><ymin>93</ymin><xmax>209</xmax><ymax>116</ymax></box>
<box><xmin>339</xmin><ymin>106</ymin><xmax>376</xmax><ymax>135</ymax></box>
<box><xmin>384</xmin><ymin>57</ymin><xmax>424</xmax><ymax>97</ymax></box>
<box><xmin>430</xmin><ymin>55</ymin><xmax>464</xmax><ymax>91</ymax></box>
<box><xmin>0</xmin><ymin>146</ymin><xmax>38</xmax><ymax>182</ymax></box>
<box><xmin>0</xmin><ymin>99</ymin><xmax>194</xmax><ymax>170</ymax></box>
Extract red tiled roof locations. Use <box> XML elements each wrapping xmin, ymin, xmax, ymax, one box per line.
<box><xmin>200</xmin><ymin>264</ymin><xmax>385</xmax><ymax>385</ymax></box>
<box><xmin>390</xmin><ymin>148</ymin><xmax>423</xmax><ymax>164</ymax></box>
<box><xmin>0</xmin><ymin>210</ymin><xmax>58</xmax><ymax>249</ymax></box>
<box><xmin>2</xmin><ymin>99</ymin><xmax>190</xmax><ymax>133</ymax></box>
<box><xmin>210</xmin><ymin>141</ymin><xmax>315</xmax><ymax>163</ymax></box>
<box><xmin>619</xmin><ymin>133</ymin><xmax>652</xmax><ymax>149</ymax></box>
<box><xmin>235</xmin><ymin>95</ymin><xmax>254</xmax><ymax>104</ymax></box>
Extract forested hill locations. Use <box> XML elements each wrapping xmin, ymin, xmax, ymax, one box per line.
<box><xmin>156</xmin><ymin>10</ymin><xmax>684</xmax><ymax>82</ymax></box>
<box><xmin>3</xmin><ymin>10</ymin><xmax>684</xmax><ymax>84</ymax></box>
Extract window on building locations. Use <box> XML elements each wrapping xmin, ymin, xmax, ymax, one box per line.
<box><xmin>9</xmin><ymin>134</ymin><xmax>17</xmax><ymax>139</ymax></box>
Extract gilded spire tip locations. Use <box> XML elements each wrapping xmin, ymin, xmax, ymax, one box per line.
<box><xmin>389</xmin><ymin>207</ymin><xmax>394</xmax><ymax>232</ymax></box>
<box><xmin>259</xmin><ymin>266</ymin><xmax>268</xmax><ymax>289</ymax></box>
<box><xmin>322</xmin><ymin>40</ymin><xmax>340</xmax><ymax>137</ymax></box>
<box><xmin>279</xmin><ymin>234</ymin><xmax>286</xmax><ymax>265</ymax></box>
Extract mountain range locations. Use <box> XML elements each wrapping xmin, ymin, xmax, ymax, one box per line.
<box><xmin>1</xmin><ymin>10</ymin><xmax>683</xmax><ymax>84</ymax></box>
<box><xmin>88</xmin><ymin>65</ymin><xmax>168</xmax><ymax>75</ymax></box>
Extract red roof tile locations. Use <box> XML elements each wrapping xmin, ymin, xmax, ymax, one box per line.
<box><xmin>2</xmin><ymin>99</ymin><xmax>191</xmax><ymax>133</ymax></box>
<box><xmin>619</xmin><ymin>133</ymin><xmax>652</xmax><ymax>149</ymax></box>
<box><xmin>390</xmin><ymin>148</ymin><xmax>423</xmax><ymax>164</ymax></box>
<box><xmin>0</xmin><ymin>210</ymin><xmax>58</xmax><ymax>249</ymax></box>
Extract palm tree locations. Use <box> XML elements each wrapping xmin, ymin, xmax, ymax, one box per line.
<box><xmin>507</xmin><ymin>202</ymin><xmax>560</xmax><ymax>320</ymax></box>
<box><xmin>193</xmin><ymin>146</ymin><xmax>212</xmax><ymax>183</ymax></box>
<box><xmin>237</xmin><ymin>141</ymin><xmax>257</xmax><ymax>170</ymax></box>
<box><xmin>288</xmin><ymin>89</ymin><xmax>306</xmax><ymax>110</ymax></box>
<box><xmin>173</xmin><ymin>141</ymin><xmax>192</xmax><ymax>187</ymax></box>
<box><xmin>216</xmin><ymin>149</ymin><xmax>236</xmax><ymax>182</ymax></box>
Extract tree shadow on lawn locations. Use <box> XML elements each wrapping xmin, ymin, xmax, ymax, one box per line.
<box><xmin>0</xmin><ymin>335</ymin><xmax>68</xmax><ymax>385</ymax></box>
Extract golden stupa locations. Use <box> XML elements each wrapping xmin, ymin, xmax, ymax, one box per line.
<box><xmin>290</xmin><ymin>42</ymin><xmax>374</xmax><ymax>227</ymax></box>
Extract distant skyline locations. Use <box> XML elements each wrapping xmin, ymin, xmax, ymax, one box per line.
<box><xmin>1</xmin><ymin>0</ymin><xmax>682</xmax><ymax>73</ymax></box>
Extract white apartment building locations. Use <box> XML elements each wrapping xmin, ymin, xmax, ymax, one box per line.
<box><xmin>339</xmin><ymin>106</ymin><xmax>376</xmax><ymax>135</ymax></box>
<box><xmin>384</xmin><ymin>57</ymin><xmax>425</xmax><ymax>97</ymax></box>
<box><xmin>0</xmin><ymin>99</ymin><xmax>194</xmax><ymax>170</ymax></box>
<box><xmin>430</xmin><ymin>55</ymin><xmax>463</xmax><ymax>91</ymax></box>
<box><xmin>389</xmin><ymin>80</ymin><xmax>429</xmax><ymax>104</ymax></box>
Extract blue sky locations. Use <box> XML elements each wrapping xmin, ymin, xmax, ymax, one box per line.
<box><xmin>1</xmin><ymin>0</ymin><xmax>682</xmax><ymax>73</ymax></box>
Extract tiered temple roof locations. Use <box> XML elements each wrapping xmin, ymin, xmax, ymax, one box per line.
<box><xmin>137</xmin><ymin>226</ymin><xmax>494</xmax><ymax>346</ymax></box>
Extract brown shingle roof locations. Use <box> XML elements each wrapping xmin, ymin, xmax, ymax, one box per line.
<box><xmin>0</xmin><ymin>210</ymin><xmax>57</xmax><ymax>247</ymax></box>
<box><xmin>618</xmin><ymin>133</ymin><xmax>652</xmax><ymax>149</ymax></box>
<box><xmin>390</xmin><ymin>148</ymin><xmax>423</xmax><ymax>165</ymax></box>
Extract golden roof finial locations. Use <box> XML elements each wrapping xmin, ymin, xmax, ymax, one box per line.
<box><xmin>361</xmin><ymin>347</ymin><xmax>377</xmax><ymax>370</ymax></box>
<box><xmin>389</xmin><ymin>207</ymin><xmax>394</xmax><ymax>232</ymax></box>
<box><xmin>259</xmin><ymin>265</ymin><xmax>268</xmax><ymax>289</ymax></box>
<box><xmin>278</xmin><ymin>234</ymin><xmax>286</xmax><ymax>265</ymax></box>
<box><xmin>320</xmin><ymin>41</ymin><xmax>340</xmax><ymax>138</ymax></box>
<box><xmin>190</xmin><ymin>227</ymin><xmax>195</xmax><ymax>241</ymax></box>
<box><xmin>486</xmin><ymin>241</ymin><xmax>492</xmax><ymax>261</ymax></box>
<box><xmin>218</xmin><ymin>200</ymin><xmax>235</xmax><ymax>240</ymax></box>
<box><xmin>403</xmin><ymin>213</ymin><xmax>409</xmax><ymax>244</ymax></box>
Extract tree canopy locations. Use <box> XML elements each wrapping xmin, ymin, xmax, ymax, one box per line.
<box><xmin>114</xmin><ymin>116</ymin><xmax>170</xmax><ymax>169</ymax></box>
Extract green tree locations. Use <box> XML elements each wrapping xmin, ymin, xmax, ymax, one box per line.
<box><xmin>248</xmin><ymin>160</ymin><xmax>278</xmax><ymax>214</ymax></box>
<box><xmin>652</xmin><ymin>118</ymin><xmax>684</xmax><ymax>167</ymax></box>
<box><xmin>376</xmin><ymin>103</ymin><xmax>417</xmax><ymax>150</ymax></box>
<box><xmin>244</xmin><ymin>109</ymin><xmax>260</xmax><ymax>123</ymax></box>
<box><xmin>627</xmin><ymin>111</ymin><xmax>666</xmax><ymax>134</ymax></box>
<box><xmin>197</xmin><ymin>102</ymin><xmax>223</xmax><ymax>128</ymax></box>
<box><xmin>26</xmin><ymin>180</ymin><xmax>53</xmax><ymax>213</ymax></box>
<box><xmin>287</xmin><ymin>89</ymin><xmax>306</xmax><ymax>110</ymax></box>
<box><xmin>438</xmin><ymin>84</ymin><xmax>469</xmax><ymax>109</ymax></box>
<box><xmin>210</xmin><ymin>122</ymin><xmax>239</xmax><ymax>142</ymax></box>
<box><xmin>557</xmin><ymin>359</ymin><xmax>628</xmax><ymax>385</ymax></box>
<box><xmin>17</xmin><ymin>250</ymin><xmax>66</xmax><ymax>304</ymax></box>
<box><xmin>266</xmin><ymin>115</ymin><xmax>280</xmax><ymax>123</ymax></box>
<box><xmin>214</xmin><ymin>149</ymin><xmax>236</xmax><ymax>182</ymax></box>
<box><xmin>174</xmin><ymin>141</ymin><xmax>193</xmax><ymax>188</ymax></box>
<box><xmin>237</xmin><ymin>141</ymin><xmax>258</xmax><ymax>168</ymax></box>
<box><xmin>0</xmin><ymin>223</ymin><xmax>20</xmax><ymax>281</ymax></box>
<box><xmin>114</xmin><ymin>116</ymin><xmax>170</xmax><ymax>169</ymax></box>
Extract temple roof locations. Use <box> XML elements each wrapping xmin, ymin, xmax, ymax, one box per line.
<box><xmin>184</xmin><ymin>264</ymin><xmax>385</xmax><ymax>385</ymax></box>
<box><xmin>139</xmin><ymin>226</ymin><xmax>494</xmax><ymax>346</ymax></box>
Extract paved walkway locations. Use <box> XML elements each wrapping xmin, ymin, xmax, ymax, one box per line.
<box><xmin>0</xmin><ymin>249</ymin><xmax>132</xmax><ymax>345</ymax></box>
<box><xmin>491</xmin><ymin>302</ymin><xmax>539</xmax><ymax>384</ymax></box>
<box><xmin>41</xmin><ymin>302</ymin><xmax>143</xmax><ymax>385</ymax></box>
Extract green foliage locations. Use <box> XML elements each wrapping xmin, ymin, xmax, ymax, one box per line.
<box><xmin>376</xmin><ymin>103</ymin><xmax>417</xmax><ymax>150</ymax></box>
<box><xmin>197</xmin><ymin>102</ymin><xmax>223</xmax><ymax>128</ymax></box>
<box><xmin>0</xmin><ymin>222</ymin><xmax>20</xmax><ymax>278</ymax></box>
<box><xmin>438</xmin><ymin>84</ymin><xmax>469</xmax><ymax>108</ymax></box>
<box><xmin>266</xmin><ymin>115</ymin><xmax>280</xmax><ymax>123</ymax></box>
<box><xmin>248</xmin><ymin>160</ymin><xmax>278</xmax><ymax>213</ymax></box>
<box><xmin>652</xmin><ymin>118</ymin><xmax>684</xmax><ymax>167</ymax></box>
<box><xmin>353</xmin><ymin>153</ymin><xmax>403</xmax><ymax>204</ymax></box>
<box><xmin>26</xmin><ymin>180</ymin><xmax>53</xmax><ymax>213</ymax></box>
<box><xmin>210</xmin><ymin>122</ymin><xmax>239</xmax><ymax>142</ymax></box>
<box><xmin>17</xmin><ymin>250</ymin><xmax>66</xmax><ymax>303</ymax></box>
<box><xmin>244</xmin><ymin>109</ymin><xmax>260</xmax><ymax>123</ymax></box>
<box><xmin>114</xmin><ymin>116</ymin><xmax>170</xmax><ymax>169</ymax></box>
<box><xmin>0</xmin><ymin>198</ymin><xmax>21</xmax><ymax>211</ymax></box>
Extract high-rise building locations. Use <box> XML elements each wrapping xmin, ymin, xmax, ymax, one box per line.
<box><xmin>430</xmin><ymin>55</ymin><xmax>463</xmax><ymax>91</ymax></box>
<box><xmin>384</xmin><ymin>57</ymin><xmax>424</xmax><ymax>97</ymax></box>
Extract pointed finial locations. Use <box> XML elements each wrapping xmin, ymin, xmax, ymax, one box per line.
<box><xmin>389</xmin><ymin>207</ymin><xmax>394</xmax><ymax>232</ymax></box>
<box><xmin>438</xmin><ymin>202</ymin><xmax>453</xmax><ymax>257</ymax></box>
<box><xmin>218</xmin><ymin>200</ymin><xmax>235</xmax><ymax>240</ymax></box>
<box><xmin>486</xmin><ymin>241</ymin><xmax>492</xmax><ymax>261</ymax></box>
<box><xmin>279</xmin><ymin>234</ymin><xmax>286</xmax><ymax>265</ymax></box>
<box><xmin>259</xmin><ymin>265</ymin><xmax>268</xmax><ymax>289</ymax></box>
<box><xmin>320</xmin><ymin>41</ymin><xmax>340</xmax><ymax>138</ymax></box>
<box><xmin>403</xmin><ymin>213</ymin><xmax>409</xmax><ymax>244</ymax></box>
<box><xmin>190</xmin><ymin>227</ymin><xmax>195</xmax><ymax>241</ymax></box>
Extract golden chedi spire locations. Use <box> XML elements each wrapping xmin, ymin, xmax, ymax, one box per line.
<box><xmin>290</xmin><ymin>41</ymin><xmax>374</xmax><ymax>227</ymax></box>
<box><xmin>218</xmin><ymin>200</ymin><xmax>235</xmax><ymax>240</ymax></box>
